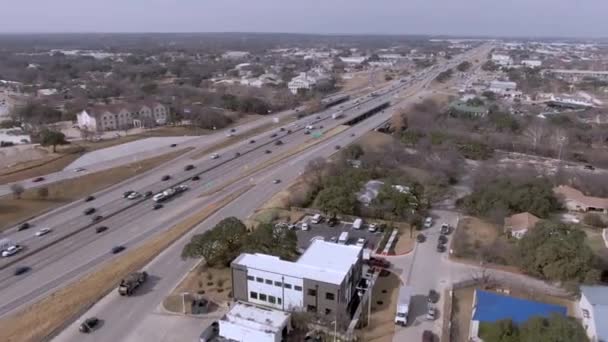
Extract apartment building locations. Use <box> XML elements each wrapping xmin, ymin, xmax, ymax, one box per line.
<box><xmin>287</xmin><ymin>70</ymin><xmax>329</xmax><ymax>95</ymax></box>
<box><xmin>231</xmin><ymin>240</ymin><xmax>363</xmax><ymax>328</ymax></box>
<box><xmin>76</xmin><ymin>101</ymin><xmax>168</xmax><ymax>131</ymax></box>
<box><xmin>547</xmin><ymin>69</ymin><xmax>608</xmax><ymax>82</ymax></box>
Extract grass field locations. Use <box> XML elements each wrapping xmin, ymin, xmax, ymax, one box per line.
<box><xmin>0</xmin><ymin>148</ymin><xmax>191</xmax><ymax>231</ymax></box>
<box><xmin>0</xmin><ymin>185</ymin><xmax>251</xmax><ymax>342</ymax></box>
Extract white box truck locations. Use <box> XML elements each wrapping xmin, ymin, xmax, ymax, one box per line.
<box><xmin>311</xmin><ymin>214</ymin><xmax>322</xmax><ymax>224</ymax></box>
<box><xmin>352</xmin><ymin>218</ymin><xmax>363</xmax><ymax>230</ymax></box>
<box><xmin>338</xmin><ymin>231</ymin><xmax>349</xmax><ymax>244</ymax></box>
<box><xmin>395</xmin><ymin>285</ymin><xmax>412</xmax><ymax>326</ymax></box>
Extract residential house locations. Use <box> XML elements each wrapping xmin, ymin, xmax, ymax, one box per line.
<box><xmin>339</xmin><ymin>56</ymin><xmax>367</xmax><ymax>65</ymax></box>
<box><xmin>554</xmin><ymin>185</ymin><xmax>608</xmax><ymax>213</ymax></box>
<box><xmin>222</xmin><ymin>51</ymin><xmax>250</xmax><ymax>60</ymax></box>
<box><xmin>76</xmin><ymin>101</ymin><xmax>168</xmax><ymax>132</ymax></box>
<box><xmin>504</xmin><ymin>212</ymin><xmax>540</xmax><ymax>239</ymax></box>
<box><xmin>491</xmin><ymin>54</ymin><xmax>514</xmax><ymax>67</ymax></box>
<box><xmin>231</xmin><ymin>240</ymin><xmax>363</xmax><ymax>329</ymax></box>
<box><xmin>578</xmin><ymin>286</ymin><xmax>608</xmax><ymax>342</ymax></box>
<box><xmin>469</xmin><ymin>290</ymin><xmax>567</xmax><ymax>341</ymax></box>
<box><xmin>218</xmin><ymin>302</ymin><xmax>291</xmax><ymax>342</ymax></box>
<box><xmin>521</xmin><ymin>59</ymin><xmax>542</xmax><ymax>68</ymax></box>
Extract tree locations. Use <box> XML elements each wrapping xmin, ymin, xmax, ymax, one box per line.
<box><xmin>457</xmin><ymin>61</ymin><xmax>472</xmax><ymax>72</ymax></box>
<box><xmin>481</xmin><ymin>60</ymin><xmax>499</xmax><ymax>72</ymax></box>
<box><xmin>342</xmin><ymin>144</ymin><xmax>364</xmax><ymax>160</ymax></box>
<box><xmin>582</xmin><ymin>213</ymin><xmax>605</xmax><ymax>228</ymax></box>
<box><xmin>10</xmin><ymin>183</ymin><xmax>24</xmax><ymax>199</ymax></box>
<box><xmin>315</xmin><ymin>186</ymin><xmax>357</xmax><ymax>216</ymax></box>
<box><xmin>37</xmin><ymin>187</ymin><xmax>49</xmax><ymax>199</ymax></box>
<box><xmin>518</xmin><ymin>221</ymin><xmax>598</xmax><ymax>283</ymax></box>
<box><xmin>40</xmin><ymin>129</ymin><xmax>68</xmax><ymax>153</ymax></box>
<box><xmin>244</xmin><ymin>223</ymin><xmax>298</xmax><ymax>261</ymax></box>
<box><xmin>479</xmin><ymin>319</ymin><xmax>520</xmax><ymax>342</ymax></box>
<box><xmin>435</xmin><ymin>69</ymin><xmax>453</xmax><ymax>83</ymax></box>
<box><xmin>181</xmin><ymin>217</ymin><xmax>247</xmax><ymax>267</ymax></box>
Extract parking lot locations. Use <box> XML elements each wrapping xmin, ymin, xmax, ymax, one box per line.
<box><xmin>294</xmin><ymin>215</ymin><xmax>384</xmax><ymax>251</ymax></box>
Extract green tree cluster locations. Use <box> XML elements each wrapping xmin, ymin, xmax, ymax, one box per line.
<box><xmin>457</xmin><ymin>61</ymin><xmax>472</xmax><ymax>72</ymax></box>
<box><xmin>435</xmin><ymin>69</ymin><xmax>453</xmax><ymax>83</ymax></box>
<box><xmin>40</xmin><ymin>129</ymin><xmax>69</xmax><ymax>152</ymax></box>
<box><xmin>460</xmin><ymin>178</ymin><xmax>561</xmax><ymax>219</ymax></box>
<box><xmin>518</xmin><ymin>221</ymin><xmax>599</xmax><ymax>283</ymax></box>
<box><xmin>479</xmin><ymin>314</ymin><xmax>589</xmax><ymax>342</ymax></box>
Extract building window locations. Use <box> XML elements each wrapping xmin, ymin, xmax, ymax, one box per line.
<box><xmin>265</xmin><ymin>279</ymin><xmax>273</xmax><ymax>285</ymax></box>
<box><xmin>277</xmin><ymin>298</ymin><xmax>282</xmax><ymax>305</ymax></box>
<box><xmin>250</xmin><ymin>291</ymin><xmax>258</xmax><ymax>299</ymax></box>
<box><xmin>259</xmin><ymin>294</ymin><xmax>267</xmax><ymax>301</ymax></box>
<box><xmin>294</xmin><ymin>285</ymin><xmax>302</xmax><ymax>292</ymax></box>
<box><xmin>247</xmin><ymin>276</ymin><xmax>254</xmax><ymax>281</ymax></box>
<box><xmin>326</xmin><ymin>292</ymin><xmax>335</xmax><ymax>301</ymax></box>
<box><xmin>274</xmin><ymin>281</ymin><xmax>282</xmax><ymax>287</ymax></box>
<box><xmin>284</xmin><ymin>283</ymin><xmax>292</xmax><ymax>289</ymax></box>
<box><xmin>256</xmin><ymin>277</ymin><xmax>263</xmax><ymax>283</ymax></box>
<box><xmin>325</xmin><ymin>308</ymin><xmax>332</xmax><ymax>315</ymax></box>
<box><xmin>307</xmin><ymin>305</ymin><xmax>317</xmax><ymax>313</ymax></box>
<box><xmin>582</xmin><ymin>309</ymin><xmax>590</xmax><ymax>318</ymax></box>
<box><xmin>268</xmin><ymin>296</ymin><xmax>276</xmax><ymax>304</ymax></box>
<box><xmin>307</xmin><ymin>289</ymin><xmax>317</xmax><ymax>296</ymax></box>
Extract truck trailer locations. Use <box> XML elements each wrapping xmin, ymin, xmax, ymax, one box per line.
<box><xmin>395</xmin><ymin>285</ymin><xmax>412</xmax><ymax>326</ymax></box>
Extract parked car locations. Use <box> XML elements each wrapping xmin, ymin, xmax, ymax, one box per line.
<box><xmin>440</xmin><ymin>223</ymin><xmax>450</xmax><ymax>235</ymax></box>
<box><xmin>356</xmin><ymin>238</ymin><xmax>366</xmax><ymax>248</ymax></box>
<box><xmin>584</xmin><ymin>164</ymin><xmax>595</xmax><ymax>170</ymax></box>
<box><xmin>416</xmin><ymin>234</ymin><xmax>426</xmax><ymax>243</ymax></box>
<box><xmin>35</xmin><ymin>228</ymin><xmax>52</xmax><ymax>237</ymax></box>
<box><xmin>327</xmin><ymin>217</ymin><xmax>338</xmax><ymax>227</ymax></box>
<box><xmin>436</xmin><ymin>244</ymin><xmax>446</xmax><ymax>253</ymax></box>
<box><xmin>184</xmin><ymin>164</ymin><xmax>195</xmax><ymax>171</ymax></box>
<box><xmin>79</xmin><ymin>317</ymin><xmax>100</xmax><ymax>333</ymax></box>
<box><xmin>161</xmin><ymin>175</ymin><xmax>171</xmax><ymax>181</ymax></box>
<box><xmin>84</xmin><ymin>195</ymin><xmax>95</xmax><ymax>202</ymax></box>
<box><xmin>95</xmin><ymin>226</ymin><xmax>108</xmax><ymax>234</ymax></box>
<box><xmin>14</xmin><ymin>266</ymin><xmax>30</xmax><ymax>276</ymax></box>
<box><xmin>428</xmin><ymin>289</ymin><xmax>440</xmax><ymax>304</ymax></box>
<box><xmin>424</xmin><ymin>217</ymin><xmax>433</xmax><ymax>228</ymax></box>
<box><xmin>111</xmin><ymin>246</ymin><xmax>125</xmax><ymax>254</ymax></box>
<box><xmin>301</xmin><ymin>223</ymin><xmax>309</xmax><ymax>231</ymax></box>
<box><xmin>18</xmin><ymin>222</ymin><xmax>31</xmax><ymax>231</ymax></box>
<box><xmin>438</xmin><ymin>235</ymin><xmax>448</xmax><ymax>245</ymax></box>
<box><xmin>84</xmin><ymin>207</ymin><xmax>96</xmax><ymax>215</ymax></box>
<box><xmin>426</xmin><ymin>305</ymin><xmax>437</xmax><ymax>321</ymax></box>
<box><xmin>32</xmin><ymin>177</ymin><xmax>45</xmax><ymax>182</ymax></box>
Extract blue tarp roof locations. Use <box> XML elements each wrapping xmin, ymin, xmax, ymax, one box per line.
<box><xmin>473</xmin><ymin>290</ymin><xmax>567</xmax><ymax>324</ymax></box>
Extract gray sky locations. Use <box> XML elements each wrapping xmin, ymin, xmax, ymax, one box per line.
<box><xmin>1</xmin><ymin>0</ymin><xmax>606</xmax><ymax>37</ymax></box>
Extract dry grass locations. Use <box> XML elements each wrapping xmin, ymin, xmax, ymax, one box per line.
<box><xmin>0</xmin><ymin>148</ymin><xmax>191</xmax><ymax>231</ymax></box>
<box><xmin>0</xmin><ymin>185</ymin><xmax>252</xmax><ymax>342</ymax></box>
<box><xmin>451</xmin><ymin>287</ymin><xmax>475</xmax><ymax>342</ymax></box>
<box><xmin>358</xmin><ymin>272</ymin><xmax>400</xmax><ymax>342</ymax></box>
<box><xmin>163</xmin><ymin>264</ymin><xmax>232</xmax><ymax>314</ymax></box>
<box><xmin>356</xmin><ymin>131</ymin><xmax>395</xmax><ymax>153</ymax></box>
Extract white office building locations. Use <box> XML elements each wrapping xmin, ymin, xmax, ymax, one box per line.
<box><xmin>219</xmin><ymin>302</ymin><xmax>291</xmax><ymax>342</ymax></box>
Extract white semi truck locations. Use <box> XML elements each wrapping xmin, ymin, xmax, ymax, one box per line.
<box><xmin>395</xmin><ymin>285</ymin><xmax>412</xmax><ymax>326</ymax></box>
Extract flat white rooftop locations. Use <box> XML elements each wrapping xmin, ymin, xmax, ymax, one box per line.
<box><xmin>222</xmin><ymin>302</ymin><xmax>290</xmax><ymax>333</ymax></box>
<box><xmin>234</xmin><ymin>240</ymin><xmax>362</xmax><ymax>285</ymax></box>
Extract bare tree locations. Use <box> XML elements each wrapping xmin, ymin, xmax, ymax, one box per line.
<box><xmin>523</xmin><ymin>121</ymin><xmax>546</xmax><ymax>152</ymax></box>
<box><xmin>551</xmin><ymin>128</ymin><xmax>569</xmax><ymax>160</ymax></box>
<box><xmin>10</xmin><ymin>183</ymin><xmax>24</xmax><ymax>199</ymax></box>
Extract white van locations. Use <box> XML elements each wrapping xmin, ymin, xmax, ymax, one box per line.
<box><xmin>352</xmin><ymin>218</ymin><xmax>363</xmax><ymax>230</ymax></box>
<box><xmin>311</xmin><ymin>214</ymin><xmax>322</xmax><ymax>224</ymax></box>
<box><xmin>338</xmin><ymin>232</ymin><xmax>349</xmax><ymax>244</ymax></box>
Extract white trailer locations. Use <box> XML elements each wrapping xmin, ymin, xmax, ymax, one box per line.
<box><xmin>338</xmin><ymin>231</ymin><xmax>349</xmax><ymax>244</ymax></box>
<box><xmin>352</xmin><ymin>218</ymin><xmax>363</xmax><ymax>230</ymax></box>
<box><xmin>395</xmin><ymin>285</ymin><xmax>412</xmax><ymax>326</ymax></box>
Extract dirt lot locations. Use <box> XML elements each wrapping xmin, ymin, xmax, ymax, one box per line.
<box><xmin>0</xmin><ymin>148</ymin><xmax>191</xmax><ymax>231</ymax></box>
<box><xmin>0</xmin><ymin>185</ymin><xmax>250</xmax><ymax>342</ymax></box>
<box><xmin>357</xmin><ymin>271</ymin><xmax>401</xmax><ymax>342</ymax></box>
<box><xmin>163</xmin><ymin>263</ymin><xmax>232</xmax><ymax>314</ymax></box>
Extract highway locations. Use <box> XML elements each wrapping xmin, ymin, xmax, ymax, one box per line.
<box><xmin>0</xmin><ymin>44</ymin><xmax>490</xmax><ymax>341</ymax></box>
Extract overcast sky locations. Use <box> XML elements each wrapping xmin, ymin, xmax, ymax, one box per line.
<box><xmin>1</xmin><ymin>0</ymin><xmax>606</xmax><ymax>38</ymax></box>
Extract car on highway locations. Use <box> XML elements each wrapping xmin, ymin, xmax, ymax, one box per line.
<box><xmin>92</xmin><ymin>215</ymin><xmax>103</xmax><ymax>222</ymax></box>
<box><xmin>111</xmin><ymin>246</ymin><xmax>126</xmax><ymax>254</ymax></box>
<box><xmin>95</xmin><ymin>226</ymin><xmax>108</xmax><ymax>234</ymax></box>
<box><xmin>35</xmin><ymin>228</ymin><xmax>52</xmax><ymax>237</ymax></box>
<box><xmin>79</xmin><ymin>317</ymin><xmax>100</xmax><ymax>334</ymax></box>
<box><xmin>249</xmin><ymin>139</ymin><xmax>256</xmax><ymax>144</ymax></box>
<box><xmin>191</xmin><ymin>175</ymin><xmax>200</xmax><ymax>181</ymax></box>
<box><xmin>170</xmin><ymin>144</ymin><xmax>177</xmax><ymax>148</ymax></box>
<box><xmin>438</xmin><ymin>235</ymin><xmax>448</xmax><ymax>245</ymax></box>
<box><xmin>84</xmin><ymin>207</ymin><xmax>96</xmax><ymax>215</ymax></box>
<box><xmin>127</xmin><ymin>192</ymin><xmax>141</xmax><ymax>200</ymax></box>
<box><xmin>32</xmin><ymin>177</ymin><xmax>45</xmax><ymax>182</ymax></box>
<box><xmin>2</xmin><ymin>245</ymin><xmax>23</xmax><ymax>257</ymax></box>
<box><xmin>123</xmin><ymin>190</ymin><xmax>134</xmax><ymax>198</ymax></box>
<box><xmin>416</xmin><ymin>234</ymin><xmax>426</xmax><ymax>243</ymax></box>
<box><xmin>335</xmin><ymin>145</ymin><xmax>341</xmax><ymax>150</ymax></box>
<box><xmin>211</xmin><ymin>153</ymin><xmax>220</xmax><ymax>159</ymax></box>
<box><xmin>184</xmin><ymin>164</ymin><xmax>195</xmax><ymax>171</ymax></box>
<box><xmin>18</xmin><ymin>222</ymin><xmax>31</xmax><ymax>231</ymax></box>
<box><xmin>265</xmin><ymin>150</ymin><xmax>272</xmax><ymax>154</ymax></box>
<box><xmin>161</xmin><ymin>175</ymin><xmax>171</xmax><ymax>181</ymax></box>
<box><xmin>287</xmin><ymin>129</ymin><xmax>292</xmax><ymax>134</ymax></box>
<box><xmin>74</xmin><ymin>167</ymin><xmax>86</xmax><ymax>172</ymax></box>
<box><xmin>270</xmin><ymin>133</ymin><xmax>277</xmax><ymax>138</ymax></box>
<box><xmin>280</xmin><ymin>127</ymin><xmax>285</xmax><ymax>131</ymax></box>
<box><xmin>584</xmin><ymin>164</ymin><xmax>595</xmax><ymax>171</ymax></box>
<box><xmin>14</xmin><ymin>266</ymin><xmax>30</xmax><ymax>276</ymax></box>
<box><xmin>351</xmin><ymin>133</ymin><xmax>355</xmax><ymax>137</ymax></box>
<box><xmin>84</xmin><ymin>195</ymin><xmax>95</xmax><ymax>202</ymax></box>
<box><xmin>153</xmin><ymin>203</ymin><xmax>163</xmax><ymax>210</ymax></box>
<box><xmin>273</xmin><ymin>179</ymin><xmax>281</xmax><ymax>184</ymax></box>
<box><xmin>436</xmin><ymin>244</ymin><xmax>446</xmax><ymax>253</ymax></box>
<box><xmin>275</xmin><ymin>140</ymin><xmax>283</xmax><ymax>146</ymax></box>
<box><xmin>234</xmin><ymin>152</ymin><xmax>241</xmax><ymax>157</ymax></box>
<box><xmin>144</xmin><ymin>191</ymin><xmax>153</xmax><ymax>198</ymax></box>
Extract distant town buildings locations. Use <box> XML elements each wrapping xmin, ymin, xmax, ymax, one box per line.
<box><xmin>287</xmin><ymin>69</ymin><xmax>329</xmax><ymax>94</ymax></box>
<box><xmin>546</xmin><ymin>69</ymin><xmax>608</xmax><ymax>82</ymax></box>
<box><xmin>76</xmin><ymin>101</ymin><xmax>169</xmax><ymax>132</ymax></box>
<box><xmin>339</xmin><ymin>56</ymin><xmax>368</xmax><ymax>65</ymax></box>
<box><xmin>491</xmin><ymin>54</ymin><xmax>514</xmax><ymax>67</ymax></box>
<box><xmin>222</xmin><ymin>51</ymin><xmax>250</xmax><ymax>59</ymax></box>
<box><xmin>521</xmin><ymin>59</ymin><xmax>542</xmax><ymax>68</ymax></box>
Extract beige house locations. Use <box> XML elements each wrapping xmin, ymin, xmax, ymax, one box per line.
<box><xmin>554</xmin><ymin>185</ymin><xmax>608</xmax><ymax>214</ymax></box>
<box><xmin>76</xmin><ymin>101</ymin><xmax>168</xmax><ymax>132</ymax></box>
<box><xmin>504</xmin><ymin>212</ymin><xmax>540</xmax><ymax>239</ymax></box>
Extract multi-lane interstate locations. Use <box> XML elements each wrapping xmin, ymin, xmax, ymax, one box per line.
<box><xmin>0</xmin><ymin>44</ymin><xmax>490</xmax><ymax>341</ymax></box>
